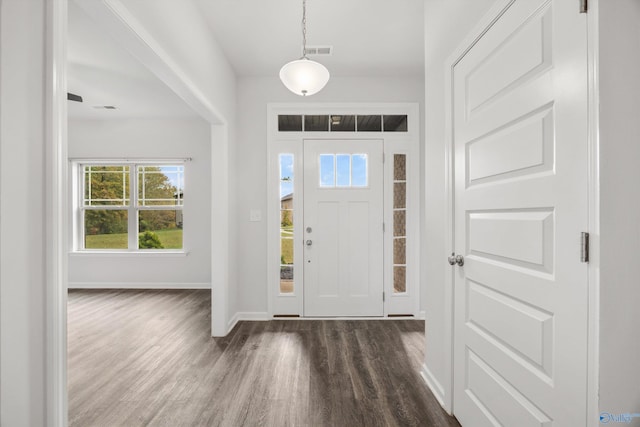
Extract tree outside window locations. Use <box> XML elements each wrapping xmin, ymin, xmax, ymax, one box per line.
<box><xmin>81</xmin><ymin>164</ymin><xmax>184</xmax><ymax>251</ymax></box>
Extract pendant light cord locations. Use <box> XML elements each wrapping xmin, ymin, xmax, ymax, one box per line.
<box><xmin>279</xmin><ymin>0</ymin><xmax>329</xmax><ymax>96</ymax></box>
<box><xmin>302</xmin><ymin>0</ymin><xmax>307</xmax><ymax>58</ymax></box>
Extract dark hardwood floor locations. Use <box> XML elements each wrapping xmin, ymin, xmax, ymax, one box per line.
<box><xmin>68</xmin><ymin>289</ymin><xmax>460</xmax><ymax>427</ymax></box>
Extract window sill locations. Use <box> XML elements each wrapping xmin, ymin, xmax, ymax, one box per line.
<box><xmin>70</xmin><ymin>250</ymin><xmax>189</xmax><ymax>257</ymax></box>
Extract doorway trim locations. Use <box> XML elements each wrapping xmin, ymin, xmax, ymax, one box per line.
<box><xmin>435</xmin><ymin>0</ymin><xmax>600</xmax><ymax>423</ymax></box>
<box><xmin>586</xmin><ymin>1</ymin><xmax>601</xmax><ymax>426</ymax></box>
<box><xmin>47</xmin><ymin>1</ymin><xmax>69</xmax><ymax>424</ymax></box>
<box><xmin>267</xmin><ymin>103</ymin><xmax>420</xmax><ymax>318</ymax></box>
<box><xmin>47</xmin><ymin>0</ymin><xmax>234</xmax><ymax>424</ymax></box>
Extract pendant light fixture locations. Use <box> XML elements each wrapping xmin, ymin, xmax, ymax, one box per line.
<box><xmin>279</xmin><ymin>0</ymin><xmax>330</xmax><ymax>96</ymax></box>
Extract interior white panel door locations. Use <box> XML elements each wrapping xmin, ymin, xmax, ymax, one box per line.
<box><xmin>452</xmin><ymin>1</ymin><xmax>588</xmax><ymax>426</ymax></box>
<box><xmin>304</xmin><ymin>139</ymin><xmax>383</xmax><ymax>316</ymax></box>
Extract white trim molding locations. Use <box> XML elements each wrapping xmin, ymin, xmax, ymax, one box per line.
<box><xmin>210</xmin><ymin>124</ymin><xmax>231</xmax><ymax>337</ymax></box>
<box><xmin>69</xmin><ymin>251</ymin><xmax>190</xmax><ymax>257</ymax></box>
<box><xmin>237</xmin><ymin>312</ymin><xmax>270</xmax><ymax>321</ymax></box>
<box><xmin>586</xmin><ymin>0</ymin><xmax>601</xmax><ymax>425</ymax></box>
<box><xmin>68</xmin><ymin>282</ymin><xmax>211</xmax><ymax>289</ymax></box>
<box><xmin>227</xmin><ymin>312</ymin><xmax>270</xmax><ymax>335</ymax></box>
<box><xmin>421</xmin><ymin>364</ymin><xmax>446</xmax><ymax>410</ymax></box>
<box><xmin>46</xmin><ymin>0</ymin><xmax>69</xmax><ymax>425</ymax></box>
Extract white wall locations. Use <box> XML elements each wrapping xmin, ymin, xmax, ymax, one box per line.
<box><xmin>235</xmin><ymin>76</ymin><xmax>424</xmax><ymax>314</ymax></box>
<box><xmin>598</xmin><ymin>0</ymin><xmax>640</xmax><ymax>419</ymax></box>
<box><xmin>0</xmin><ymin>0</ymin><xmax>47</xmax><ymax>424</ymax></box>
<box><xmin>68</xmin><ymin>118</ymin><xmax>212</xmax><ymax>288</ymax></box>
<box><xmin>422</xmin><ymin>0</ymin><xmax>497</xmax><ymax>405</ymax></box>
<box><xmin>103</xmin><ymin>0</ymin><xmax>240</xmax><ymax>329</ymax></box>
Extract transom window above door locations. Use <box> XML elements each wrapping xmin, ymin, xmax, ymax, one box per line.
<box><xmin>318</xmin><ymin>154</ymin><xmax>368</xmax><ymax>188</ymax></box>
<box><xmin>278</xmin><ymin>114</ymin><xmax>408</xmax><ymax>132</ymax></box>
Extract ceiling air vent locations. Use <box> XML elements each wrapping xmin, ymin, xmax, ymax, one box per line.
<box><xmin>306</xmin><ymin>45</ymin><xmax>333</xmax><ymax>56</ymax></box>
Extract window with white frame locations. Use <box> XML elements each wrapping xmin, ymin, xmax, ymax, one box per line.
<box><xmin>79</xmin><ymin>162</ymin><xmax>184</xmax><ymax>251</ymax></box>
<box><xmin>318</xmin><ymin>153</ymin><xmax>368</xmax><ymax>188</ymax></box>
<box><xmin>279</xmin><ymin>154</ymin><xmax>295</xmax><ymax>294</ymax></box>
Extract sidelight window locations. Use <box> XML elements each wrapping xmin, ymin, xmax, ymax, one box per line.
<box><xmin>279</xmin><ymin>154</ymin><xmax>295</xmax><ymax>293</ymax></box>
<box><xmin>393</xmin><ymin>154</ymin><xmax>407</xmax><ymax>293</ymax></box>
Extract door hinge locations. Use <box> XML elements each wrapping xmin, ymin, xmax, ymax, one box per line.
<box><xmin>580</xmin><ymin>0</ymin><xmax>588</xmax><ymax>13</ymax></box>
<box><xmin>581</xmin><ymin>232</ymin><xmax>590</xmax><ymax>263</ymax></box>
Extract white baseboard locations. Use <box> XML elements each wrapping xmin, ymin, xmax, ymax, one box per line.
<box><xmin>227</xmin><ymin>312</ymin><xmax>270</xmax><ymax>334</ymax></box>
<box><xmin>419</xmin><ymin>310</ymin><xmax>426</xmax><ymax>320</ymax></box>
<box><xmin>238</xmin><ymin>312</ymin><xmax>270</xmax><ymax>321</ymax></box>
<box><xmin>421</xmin><ymin>363</ymin><xmax>447</xmax><ymax>410</ymax></box>
<box><xmin>68</xmin><ymin>282</ymin><xmax>211</xmax><ymax>289</ymax></box>
<box><xmin>227</xmin><ymin>312</ymin><xmax>241</xmax><ymax>334</ymax></box>
<box><xmin>224</xmin><ymin>312</ymin><xmax>424</xmax><ymax>334</ymax></box>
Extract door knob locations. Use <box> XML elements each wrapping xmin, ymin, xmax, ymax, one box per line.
<box><xmin>448</xmin><ymin>253</ymin><xmax>464</xmax><ymax>266</ymax></box>
<box><xmin>448</xmin><ymin>253</ymin><xmax>456</xmax><ymax>265</ymax></box>
<box><xmin>306</xmin><ymin>240</ymin><xmax>313</xmax><ymax>246</ymax></box>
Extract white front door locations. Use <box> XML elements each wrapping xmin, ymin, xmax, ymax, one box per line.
<box><xmin>452</xmin><ymin>1</ymin><xmax>588</xmax><ymax>426</ymax></box>
<box><xmin>303</xmin><ymin>139</ymin><xmax>384</xmax><ymax>316</ymax></box>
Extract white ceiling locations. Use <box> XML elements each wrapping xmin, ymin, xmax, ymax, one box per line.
<box><xmin>67</xmin><ymin>1</ymin><xmax>198</xmax><ymax>120</ymax></box>
<box><xmin>194</xmin><ymin>0</ymin><xmax>425</xmax><ymax>78</ymax></box>
<box><xmin>68</xmin><ymin>0</ymin><xmax>425</xmax><ymax>119</ymax></box>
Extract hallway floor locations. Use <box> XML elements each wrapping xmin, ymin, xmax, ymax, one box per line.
<box><xmin>68</xmin><ymin>289</ymin><xmax>460</xmax><ymax>427</ymax></box>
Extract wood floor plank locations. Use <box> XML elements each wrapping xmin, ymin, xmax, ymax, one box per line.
<box><xmin>68</xmin><ymin>289</ymin><xmax>460</xmax><ymax>427</ymax></box>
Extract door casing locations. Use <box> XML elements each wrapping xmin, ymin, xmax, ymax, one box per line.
<box><xmin>267</xmin><ymin>103</ymin><xmax>420</xmax><ymax>318</ymax></box>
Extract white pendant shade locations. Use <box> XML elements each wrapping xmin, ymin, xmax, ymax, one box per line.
<box><xmin>279</xmin><ymin>58</ymin><xmax>330</xmax><ymax>96</ymax></box>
